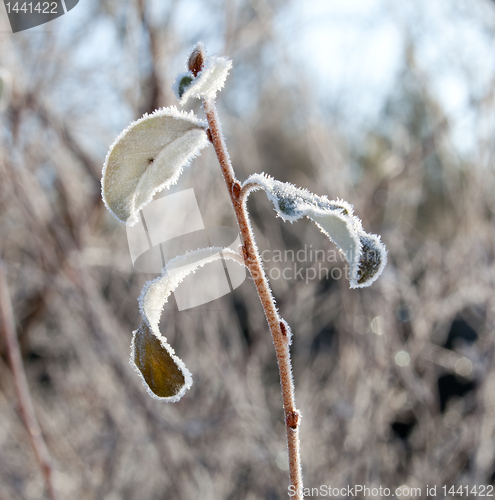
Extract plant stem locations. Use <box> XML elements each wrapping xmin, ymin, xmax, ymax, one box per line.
<box><xmin>0</xmin><ymin>261</ymin><xmax>60</xmax><ymax>500</ymax></box>
<box><xmin>203</xmin><ymin>98</ymin><xmax>303</xmax><ymax>499</ymax></box>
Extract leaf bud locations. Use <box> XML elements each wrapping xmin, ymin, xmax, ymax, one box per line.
<box><xmin>188</xmin><ymin>44</ymin><xmax>205</xmax><ymax>77</ymax></box>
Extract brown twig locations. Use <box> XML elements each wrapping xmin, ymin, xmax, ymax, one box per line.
<box><xmin>203</xmin><ymin>98</ymin><xmax>303</xmax><ymax>498</ymax></box>
<box><xmin>0</xmin><ymin>261</ymin><xmax>59</xmax><ymax>500</ymax></box>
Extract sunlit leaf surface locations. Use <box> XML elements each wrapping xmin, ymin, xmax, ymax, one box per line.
<box><xmin>102</xmin><ymin>106</ymin><xmax>208</xmax><ymax>226</ymax></box>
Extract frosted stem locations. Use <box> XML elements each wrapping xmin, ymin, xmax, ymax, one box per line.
<box><xmin>203</xmin><ymin>98</ymin><xmax>304</xmax><ymax>499</ymax></box>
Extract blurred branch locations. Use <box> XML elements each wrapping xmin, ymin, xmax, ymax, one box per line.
<box><xmin>137</xmin><ymin>0</ymin><xmax>179</xmax><ymax>113</ymax></box>
<box><xmin>29</xmin><ymin>95</ymin><xmax>101</xmax><ymax>189</ymax></box>
<box><xmin>0</xmin><ymin>261</ymin><xmax>59</xmax><ymax>500</ymax></box>
<box><xmin>137</xmin><ymin>0</ymin><xmax>163</xmax><ymax>113</ymax></box>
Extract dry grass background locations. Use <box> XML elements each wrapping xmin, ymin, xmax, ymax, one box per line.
<box><xmin>1</xmin><ymin>0</ymin><xmax>495</xmax><ymax>498</ymax></box>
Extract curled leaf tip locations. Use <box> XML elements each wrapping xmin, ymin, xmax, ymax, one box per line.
<box><xmin>351</xmin><ymin>233</ymin><xmax>388</xmax><ymax>288</ymax></box>
<box><xmin>131</xmin><ymin>322</ymin><xmax>191</xmax><ymax>401</ymax></box>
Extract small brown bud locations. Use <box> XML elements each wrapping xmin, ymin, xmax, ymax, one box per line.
<box><xmin>241</xmin><ymin>245</ymin><xmax>249</xmax><ymax>263</ymax></box>
<box><xmin>286</xmin><ymin>410</ymin><xmax>299</xmax><ymax>429</ymax></box>
<box><xmin>188</xmin><ymin>45</ymin><xmax>205</xmax><ymax>77</ymax></box>
<box><xmin>232</xmin><ymin>181</ymin><xmax>241</xmax><ymax>199</ymax></box>
<box><xmin>280</xmin><ymin>321</ymin><xmax>287</xmax><ymax>337</ymax></box>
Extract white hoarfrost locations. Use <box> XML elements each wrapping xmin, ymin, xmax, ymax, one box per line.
<box><xmin>244</xmin><ymin>173</ymin><xmax>387</xmax><ymax>288</ymax></box>
<box><xmin>173</xmin><ymin>55</ymin><xmax>232</xmax><ymax>105</ymax></box>
<box><xmin>101</xmin><ymin>106</ymin><xmax>209</xmax><ymax>226</ymax></box>
<box><xmin>130</xmin><ymin>246</ymin><xmax>245</xmax><ymax>402</ymax></box>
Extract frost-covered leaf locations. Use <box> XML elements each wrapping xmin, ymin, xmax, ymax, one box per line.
<box><xmin>131</xmin><ymin>246</ymin><xmax>245</xmax><ymax>401</ymax></box>
<box><xmin>244</xmin><ymin>174</ymin><xmax>387</xmax><ymax>288</ymax></box>
<box><xmin>102</xmin><ymin>106</ymin><xmax>209</xmax><ymax>226</ymax></box>
<box><xmin>173</xmin><ymin>44</ymin><xmax>232</xmax><ymax>105</ymax></box>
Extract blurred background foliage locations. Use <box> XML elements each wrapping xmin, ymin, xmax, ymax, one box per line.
<box><xmin>1</xmin><ymin>0</ymin><xmax>495</xmax><ymax>498</ymax></box>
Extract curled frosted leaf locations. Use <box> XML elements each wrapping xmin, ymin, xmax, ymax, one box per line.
<box><xmin>173</xmin><ymin>45</ymin><xmax>232</xmax><ymax>105</ymax></box>
<box><xmin>131</xmin><ymin>246</ymin><xmax>245</xmax><ymax>401</ymax></box>
<box><xmin>101</xmin><ymin>106</ymin><xmax>209</xmax><ymax>226</ymax></box>
<box><xmin>132</xmin><ymin>322</ymin><xmax>189</xmax><ymax>399</ymax></box>
<box><xmin>243</xmin><ymin>173</ymin><xmax>387</xmax><ymax>288</ymax></box>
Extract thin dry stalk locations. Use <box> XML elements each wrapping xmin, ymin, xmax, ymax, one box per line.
<box><xmin>0</xmin><ymin>261</ymin><xmax>59</xmax><ymax>500</ymax></box>
<box><xmin>203</xmin><ymin>98</ymin><xmax>303</xmax><ymax>498</ymax></box>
